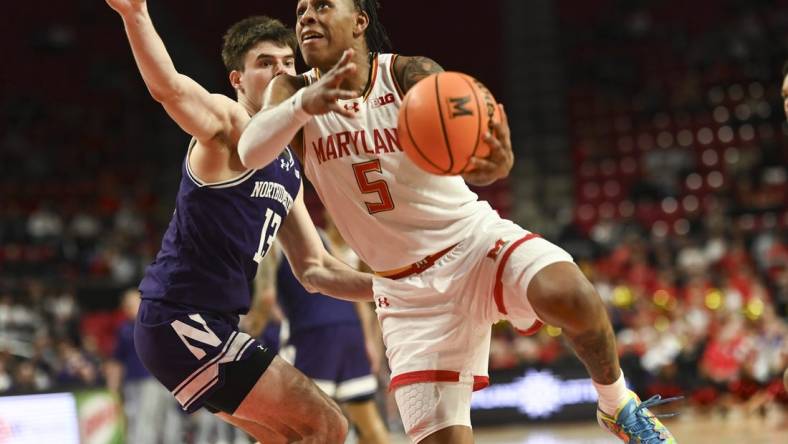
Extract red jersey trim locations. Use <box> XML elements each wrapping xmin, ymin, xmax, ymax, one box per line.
<box><xmin>389</xmin><ymin>370</ymin><xmax>490</xmax><ymax>392</ymax></box>
<box><xmin>493</xmin><ymin>233</ymin><xmax>541</xmax><ymax>315</ymax></box>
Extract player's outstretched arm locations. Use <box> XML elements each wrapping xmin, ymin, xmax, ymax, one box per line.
<box><xmin>107</xmin><ymin>0</ymin><xmax>240</xmax><ymax>143</ymax></box>
<box><xmin>276</xmin><ymin>186</ymin><xmax>373</xmax><ymax>302</ymax></box>
<box><xmin>238</xmin><ymin>49</ymin><xmax>359</xmax><ymax>169</ymax></box>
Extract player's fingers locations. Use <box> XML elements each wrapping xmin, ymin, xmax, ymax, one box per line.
<box><xmin>332</xmin><ymin>48</ymin><xmax>355</xmax><ymax>70</ymax></box>
<box><xmin>324</xmin><ymin>49</ymin><xmax>355</xmax><ymax>82</ymax></box>
<box><xmin>499</xmin><ymin>104</ymin><xmax>509</xmax><ymax>128</ymax></box>
<box><xmin>325</xmin><ymin>63</ymin><xmax>357</xmax><ymax>88</ymax></box>
<box><xmin>490</xmin><ymin>119</ymin><xmax>511</xmax><ymax>150</ymax></box>
<box><xmin>466</xmin><ymin>156</ymin><xmax>498</xmax><ymax>173</ymax></box>
<box><xmin>483</xmin><ymin>132</ymin><xmax>506</xmax><ymax>160</ymax></box>
<box><xmin>326</xmin><ymin>89</ymin><xmax>357</xmax><ymax>101</ymax></box>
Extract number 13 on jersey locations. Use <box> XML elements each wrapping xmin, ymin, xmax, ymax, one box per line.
<box><xmin>254</xmin><ymin>208</ymin><xmax>281</xmax><ymax>263</ymax></box>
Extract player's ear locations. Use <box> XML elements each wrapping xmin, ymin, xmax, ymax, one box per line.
<box><xmin>229</xmin><ymin>70</ymin><xmax>243</xmax><ymax>92</ymax></box>
<box><xmin>353</xmin><ymin>9</ymin><xmax>369</xmax><ymax>38</ymax></box>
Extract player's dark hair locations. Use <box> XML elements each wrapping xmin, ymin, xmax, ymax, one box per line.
<box><xmin>222</xmin><ymin>16</ymin><xmax>297</xmax><ymax>72</ymax></box>
<box><xmin>353</xmin><ymin>0</ymin><xmax>392</xmax><ymax>53</ymax></box>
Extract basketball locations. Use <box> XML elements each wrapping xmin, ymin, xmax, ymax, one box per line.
<box><xmin>397</xmin><ymin>72</ymin><xmax>500</xmax><ymax>175</ymax></box>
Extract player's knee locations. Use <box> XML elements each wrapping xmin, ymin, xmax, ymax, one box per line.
<box><xmin>528</xmin><ymin>263</ymin><xmax>603</xmax><ymax>331</ymax></box>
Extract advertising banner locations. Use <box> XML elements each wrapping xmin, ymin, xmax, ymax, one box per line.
<box><xmin>471</xmin><ymin>366</ymin><xmax>599</xmax><ymax>425</ymax></box>
<box><xmin>74</xmin><ymin>390</ymin><xmax>124</xmax><ymax>444</ymax></box>
<box><xmin>0</xmin><ymin>393</ymin><xmax>80</xmax><ymax>444</ymax></box>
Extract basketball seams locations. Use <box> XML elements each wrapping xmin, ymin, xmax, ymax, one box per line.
<box><xmin>398</xmin><ymin>71</ymin><xmax>495</xmax><ymax>176</ymax></box>
<box><xmin>434</xmin><ymin>74</ymin><xmax>455</xmax><ymax>174</ymax></box>
<box><xmin>402</xmin><ymin>93</ymin><xmax>445</xmax><ymax>173</ymax></box>
<box><xmin>458</xmin><ymin>74</ymin><xmax>483</xmax><ymax>174</ymax></box>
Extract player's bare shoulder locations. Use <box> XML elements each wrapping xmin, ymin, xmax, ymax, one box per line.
<box><xmin>202</xmin><ymin>93</ymin><xmax>252</xmax><ymax>150</ymax></box>
<box><xmin>393</xmin><ymin>55</ymin><xmax>445</xmax><ymax>94</ymax></box>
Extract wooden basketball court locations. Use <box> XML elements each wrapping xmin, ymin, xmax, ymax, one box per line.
<box><xmin>388</xmin><ymin>411</ymin><xmax>787</xmax><ymax>443</ymax></box>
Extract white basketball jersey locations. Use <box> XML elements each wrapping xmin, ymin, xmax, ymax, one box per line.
<box><xmin>302</xmin><ymin>53</ymin><xmax>490</xmax><ymax>271</ymax></box>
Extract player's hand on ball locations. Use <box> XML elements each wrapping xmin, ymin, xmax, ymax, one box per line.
<box><xmin>462</xmin><ymin>104</ymin><xmax>513</xmax><ymax>186</ymax></box>
<box><xmin>106</xmin><ymin>0</ymin><xmax>146</xmax><ymax>16</ymax></box>
<box><xmin>301</xmin><ymin>49</ymin><xmax>359</xmax><ymax>118</ymax></box>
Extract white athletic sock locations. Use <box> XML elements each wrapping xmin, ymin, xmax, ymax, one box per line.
<box><xmin>593</xmin><ymin>371</ymin><xmax>630</xmax><ymax>416</ymax></box>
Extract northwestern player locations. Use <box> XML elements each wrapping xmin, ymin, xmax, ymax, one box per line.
<box><xmin>237</xmin><ymin>0</ymin><xmax>679</xmax><ymax>442</ymax></box>
<box><xmin>247</xmin><ymin>219</ymin><xmax>389</xmax><ymax>444</ymax></box>
<box><xmin>106</xmin><ymin>0</ymin><xmax>371</xmax><ymax>441</ymax></box>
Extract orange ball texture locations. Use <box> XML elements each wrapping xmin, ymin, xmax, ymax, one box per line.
<box><xmin>397</xmin><ymin>72</ymin><xmax>500</xmax><ymax>175</ymax></box>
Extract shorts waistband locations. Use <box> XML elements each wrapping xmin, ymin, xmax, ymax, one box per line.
<box><xmin>374</xmin><ymin>244</ymin><xmax>457</xmax><ymax>280</ymax></box>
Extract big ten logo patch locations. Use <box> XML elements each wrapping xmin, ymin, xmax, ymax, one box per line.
<box><xmin>370</xmin><ymin>93</ymin><xmax>395</xmax><ymax>109</ymax></box>
<box><xmin>376</xmin><ymin>296</ymin><xmax>391</xmax><ymax>308</ymax></box>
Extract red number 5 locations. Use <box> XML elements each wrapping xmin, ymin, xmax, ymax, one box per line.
<box><xmin>352</xmin><ymin>160</ymin><xmax>395</xmax><ymax>214</ymax></box>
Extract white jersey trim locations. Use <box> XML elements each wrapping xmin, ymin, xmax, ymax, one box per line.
<box><xmin>184</xmin><ymin>139</ymin><xmax>257</xmax><ymax>189</ymax></box>
<box><xmin>312</xmin><ymin>374</ymin><xmax>378</xmax><ymax>401</ymax></box>
<box><xmin>172</xmin><ymin>331</ymin><xmax>255</xmax><ymax>411</ymax></box>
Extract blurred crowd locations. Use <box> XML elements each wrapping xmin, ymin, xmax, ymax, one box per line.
<box><xmin>491</xmin><ymin>215</ymin><xmax>788</xmax><ymax>415</ymax></box>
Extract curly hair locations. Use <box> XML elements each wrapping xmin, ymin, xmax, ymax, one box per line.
<box><xmin>352</xmin><ymin>0</ymin><xmax>392</xmax><ymax>53</ymax></box>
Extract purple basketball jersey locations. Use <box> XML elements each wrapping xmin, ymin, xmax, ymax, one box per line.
<box><xmin>139</xmin><ymin>142</ymin><xmax>301</xmax><ymax>315</ymax></box>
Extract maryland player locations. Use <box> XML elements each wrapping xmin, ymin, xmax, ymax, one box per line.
<box><xmin>238</xmin><ymin>1</ymin><xmax>679</xmax><ymax>442</ymax></box>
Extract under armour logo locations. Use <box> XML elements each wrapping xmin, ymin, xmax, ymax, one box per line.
<box><xmin>487</xmin><ymin>239</ymin><xmax>506</xmax><ymax>260</ymax></box>
<box><xmin>279</xmin><ymin>150</ymin><xmax>295</xmax><ymax>171</ymax></box>
<box><xmin>377</xmin><ymin>297</ymin><xmax>390</xmax><ymax>308</ymax></box>
<box><xmin>344</xmin><ymin>102</ymin><xmax>360</xmax><ymax>113</ymax></box>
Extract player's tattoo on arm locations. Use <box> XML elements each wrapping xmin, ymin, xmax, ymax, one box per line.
<box><xmin>395</xmin><ymin>56</ymin><xmax>444</xmax><ymax>93</ymax></box>
<box><xmin>565</xmin><ymin>327</ymin><xmax>620</xmax><ymax>385</ymax></box>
